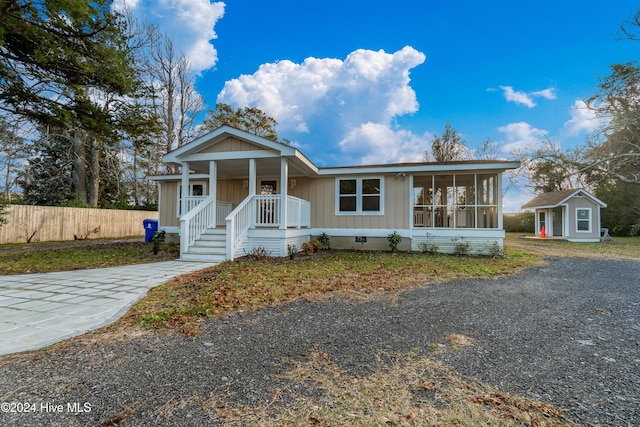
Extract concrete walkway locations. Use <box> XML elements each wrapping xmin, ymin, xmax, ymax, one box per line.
<box><xmin>0</xmin><ymin>261</ymin><xmax>217</xmax><ymax>356</ymax></box>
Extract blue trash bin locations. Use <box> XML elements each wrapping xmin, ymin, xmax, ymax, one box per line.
<box><xmin>143</xmin><ymin>219</ymin><xmax>158</xmax><ymax>243</ymax></box>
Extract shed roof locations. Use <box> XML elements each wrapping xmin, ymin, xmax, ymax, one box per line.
<box><xmin>521</xmin><ymin>188</ymin><xmax>607</xmax><ymax>209</ymax></box>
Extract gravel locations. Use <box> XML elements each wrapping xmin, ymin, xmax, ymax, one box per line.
<box><xmin>0</xmin><ymin>257</ymin><xmax>638</xmax><ymax>426</ymax></box>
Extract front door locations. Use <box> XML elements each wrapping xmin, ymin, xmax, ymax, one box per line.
<box><xmin>552</xmin><ymin>207</ymin><xmax>563</xmax><ymax>236</ymax></box>
<box><xmin>258</xmin><ymin>180</ymin><xmax>278</xmax><ymax>225</ymax></box>
<box><xmin>260</xmin><ymin>180</ymin><xmax>277</xmax><ymax>194</ymax></box>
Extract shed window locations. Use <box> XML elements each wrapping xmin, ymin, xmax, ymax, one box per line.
<box><xmin>576</xmin><ymin>208</ymin><xmax>591</xmax><ymax>232</ymax></box>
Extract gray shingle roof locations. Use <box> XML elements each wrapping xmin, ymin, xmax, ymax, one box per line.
<box><xmin>521</xmin><ymin>188</ymin><xmax>606</xmax><ymax>209</ymax></box>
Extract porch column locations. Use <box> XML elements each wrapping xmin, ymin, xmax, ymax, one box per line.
<box><xmin>248</xmin><ymin>158</ymin><xmax>256</xmax><ymax>196</ymax></box>
<box><xmin>497</xmin><ymin>172</ymin><xmax>504</xmax><ymax>230</ymax></box>
<box><xmin>209</xmin><ymin>160</ymin><xmax>217</xmax><ymax>227</ymax></box>
<box><xmin>280</xmin><ymin>158</ymin><xmax>288</xmax><ymax>230</ymax></box>
<box><xmin>180</xmin><ymin>161</ymin><xmax>189</xmax><ymax>216</ymax></box>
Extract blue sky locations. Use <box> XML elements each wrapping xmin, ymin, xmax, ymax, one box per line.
<box><xmin>121</xmin><ymin>0</ymin><xmax>637</xmax><ymax>211</ymax></box>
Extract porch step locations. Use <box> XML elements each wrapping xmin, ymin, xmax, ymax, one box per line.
<box><xmin>181</xmin><ymin>227</ymin><xmax>227</xmax><ymax>261</ymax></box>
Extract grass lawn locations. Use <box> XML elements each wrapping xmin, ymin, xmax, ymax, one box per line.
<box><xmin>123</xmin><ymin>249</ymin><xmax>542</xmax><ymax>333</ymax></box>
<box><xmin>0</xmin><ymin>240</ymin><xmax>178</xmax><ymax>275</ymax></box>
<box><xmin>505</xmin><ymin>233</ymin><xmax>640</xmax><ymax>261</ymax></box>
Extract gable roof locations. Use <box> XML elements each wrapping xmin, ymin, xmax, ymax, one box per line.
<box><xmin>164</xmin><ymin>125</ymin><xmax>299</xmax><ymax>162</ymax></box>
<box><xmin>521</xmin><ymin>188</ymin><xmax>607</xmax><ymax>209</ymax></box>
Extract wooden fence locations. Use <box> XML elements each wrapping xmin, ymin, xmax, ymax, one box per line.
<box><xmin>0</xmin><ymin>205</ymin><xmax>158</xmax><ymax>244</ymax></box>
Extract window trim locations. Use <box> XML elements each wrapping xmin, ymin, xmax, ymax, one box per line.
<box><xmin>575</xmin><ymin>207</ymin><xmax>592</xmax><ymax>233</ymax></box>
<box><xmin>335</xmin><ymin>177</ymin><xmax>384</xmax><ymax>216</ymax></box>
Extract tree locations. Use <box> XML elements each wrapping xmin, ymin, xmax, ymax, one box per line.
<box><xmin>147</xmin><ymin>30</ymin><xmax>203</xmax><ymax>174</ymax></box>
<box><xmin>0</xmin><ymin>113</ymin><xmax>27</xmax><ymax>201</ymax></box>
<box><xmin>0</xmin><ymin>0</ymin><xmax>138</xmax><ymax>131</ymax></box>
<box><xmin>581</xmin><ymin>62</ymin><xmax>640</xmax><ymax>186</ymax></box>
<box><xmin>528</xmin><ymin>159</ymin><xmax>577</xmax><ymax>193</ymax></box>
<box><xmin>594</xmin><ymin>180</ymin><xmax>640</xmax><ymax>236</ymax></box>
<box><xmin>19</xmin><ymin>129</ymin><xmax>75</xmax><ymax>206</ymax></box>
<box><xmin>427</xmin><ymin>123</ymin><xmax>469</xmax><ymax>162</ymax></box>
<box><xmin>1</xmin><ymin>1</ymin><xmax>158</xmax><ymax>207</ymax></box>
<box><xmin>202</xmin><ymin>104</ymin><xmax>280</xmax><ymax>142</ymax></box>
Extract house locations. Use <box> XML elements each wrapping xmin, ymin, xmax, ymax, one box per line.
<box><xmin>152</xmin><ymin>126</ymin><xmax>520</xmax><ymax>261</ymax></box>
<box><xmin>521</xmin><ymin>188</ymin><xmax>607</xmax><ymax>242</ymax></box>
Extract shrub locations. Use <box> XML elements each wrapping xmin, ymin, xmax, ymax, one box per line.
<box><xmin>287</xmin><ymin>244</ymin><xmax>297</xmax><ymax>260</ymax></box>
<box><xmin>451</xmin><ymin>236</ymin><xmax>470</xmax><ymax>256</ymax></box>
<box><xmin>387</xmin><ymin>231</ymin><xmax>402</xmax><ymax>252</ymax></box>
<box><xmin>418</xmin><ymin>233</ymin><xmax>438</xmax><ymax>254</ymax></box>
<box><xmin>630</xmin><ymin>223</ymin><xmax>640</xmax><ymax>237</ymax></box>
<box><xmin>487</xmin><ymin>241</ymin><xmax>503</xmax><ymax>258</ymax></box>
<box><xmin>503</xmin><ymin>212</ymin><xmax>535</xmax><ymax>233</ymax></box>
<box><xmin>317</xmin><ymin>232</ymin><xmax>331</xmax><ymax>249</ymax></box>
<box><xmin>152</xmin><ymin>230</ymin><xmax>166</xmax><ymax>255</ymax></box>
<box><xmin>301</xmin><ymin>241</ymin><xmax>315</xmax><ymax>255</ymax></box>
<box><xmin>245</xmin><ymin>246</ymin><xmax>272</xmax><ymax>260</ymax></box>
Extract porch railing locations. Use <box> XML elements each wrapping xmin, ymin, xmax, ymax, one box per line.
<box><xmin>180</xmin><ymin>197</ymin><xmax>233</xmax><ymax>256</ymax></box>
<box><xmin>186</xmin><ymin>195</ymin><xmax>207</xmax><ymax>211</ymax></box>
<box><xmin>225</xmin><ymin>196</ymin><xmax>253</xmax><ymax>260</ymax></box>
<box><xmin>287</xmin><ymin>195</ymin><xmax>311</xmax><ymax>228</ymax></box>
<box><xmin>255</xmin><ymin>194</ymin><xmax>280</xmax><ymax>227</ymax></box>
<box><xmin>216</xmin><ymin>201</ymin><xmax>233</xmax><ymax>227</ymax></box>
<box><xmin>180</xmin><ymin>195</ymin><xmax>215</xmax><ymax>255</ymax></box>
<box><xmin>226</xmin><ymin>194</ymin><xmax>311</xmax><ymax>260</ymax></box>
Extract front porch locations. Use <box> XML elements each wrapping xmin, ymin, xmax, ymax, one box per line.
<box><xmin>179</xmin><ymin>193</ymin><xmax>311</xmax><ymax>261</ymax></box>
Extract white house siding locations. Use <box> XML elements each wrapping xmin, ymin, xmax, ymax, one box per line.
<box><xmin>411</xmin><ymin>229</ymin><xmax>505</xmax><ymax>255</ymax></box>
<box><xmin>244</xmin><ymin>229</ymin><xmax>310</xmax><ymax>258</ymax></box>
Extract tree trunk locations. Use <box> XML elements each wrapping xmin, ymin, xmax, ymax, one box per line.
<box><xmin>88</xmin><ymin>135</ymin><xmax>101</xmax><ymax>207</ymax></box>
<box><xmin>71</xmin><ymin>129</ymin><xmax>88</xmax><ymax>204</ymax></box>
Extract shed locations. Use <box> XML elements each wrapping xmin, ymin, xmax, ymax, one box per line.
<box><xmin>521</xmin><ymin>189</ymin><xmax>607</xmax><ymax>242</ymax></box>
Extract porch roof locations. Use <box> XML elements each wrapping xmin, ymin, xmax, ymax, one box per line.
<box><xmin>163</xmin><ymin>125</ymin><xmax>318</xmax><ymax>178</ymax></box>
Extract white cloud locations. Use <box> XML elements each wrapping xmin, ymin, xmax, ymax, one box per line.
<box><xmin>562</xmin><ymin>99</ymin><xmax>608</xmax><ymax>136</ymax></box>
<box><xmin>114</xmin><ymin>0</ymin><xmax>225</xmax><ymax>74</ymax></box>
<box><xmin>497</xmin><ymin>122</ymin><xmax>549</xmax><ymax>154</ymax></box>
<box><xmin>338</xmin><ymin>122</ymin><xmax>431</xmax><ymax>165</ymax></box>
<box><xmin>217</xmin><ymin>46</ymin><xmax>427</xmax><ymax>164</ymax></box>
<box><xmin>499</xmin><ymin>86</ymin><xmax>556</xmax><ymax>108</ymax></box>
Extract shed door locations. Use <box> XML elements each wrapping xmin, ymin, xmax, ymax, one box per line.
<box><xmin>552</xmin><ymin>207</ymin><xmax>563</xmax><ymax>236</ymax></box>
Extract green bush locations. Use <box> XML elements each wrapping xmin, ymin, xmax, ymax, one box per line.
<box><xmin>287</xmin><ymin>244</ymin><xmax>297</xmax><ymax>260</ymax></box>
<box><xmin>451</xmin><ymin>236</ymin><xmax>470</xmax><ymax>256</ymax></box>
<box><xmin>387</xmin><ymin>231</ymin><xmax>402</xmax><ymax>252</ymax></box>
<box><xmin>317</xmin><ymin>232</ymin><xmax>331</xmax><ymax>249</ymax></box>
<box><xmin>503</xmin><ymin>212</ymin><xmax>535</xmax><ymax>233</ymax></box>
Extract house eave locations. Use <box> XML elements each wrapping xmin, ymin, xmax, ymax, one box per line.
<box><xmin>318</xmin><ymin>160</ymin><xmax>521</xmax><ymax>176</ymax></box>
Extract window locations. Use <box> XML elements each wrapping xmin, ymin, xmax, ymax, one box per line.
<box><xmin>413</xmin><ymin>173</ymin><xmax>499</xmax><ymax>229</ymax></box>
<box><xmin>336</xmin><ymin>178</ymin><xmax>383</xmax><ymax>215</ymax></box>
<box><xmin>576</xmin><ymin>208</ymin><xmax>591</xmax><ymax>232</ymax></box>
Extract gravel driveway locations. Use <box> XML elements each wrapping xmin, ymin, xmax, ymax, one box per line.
<box><xmin>0</xmin><ymin>257</ymin><xmax>638</xmax><ymax>426</ymax></box>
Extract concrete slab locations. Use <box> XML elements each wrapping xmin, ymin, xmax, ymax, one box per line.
<box><xmin>0</xmin><ymin>260</ymin><xmax>217</xmax><ymax>356</ymax></box>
